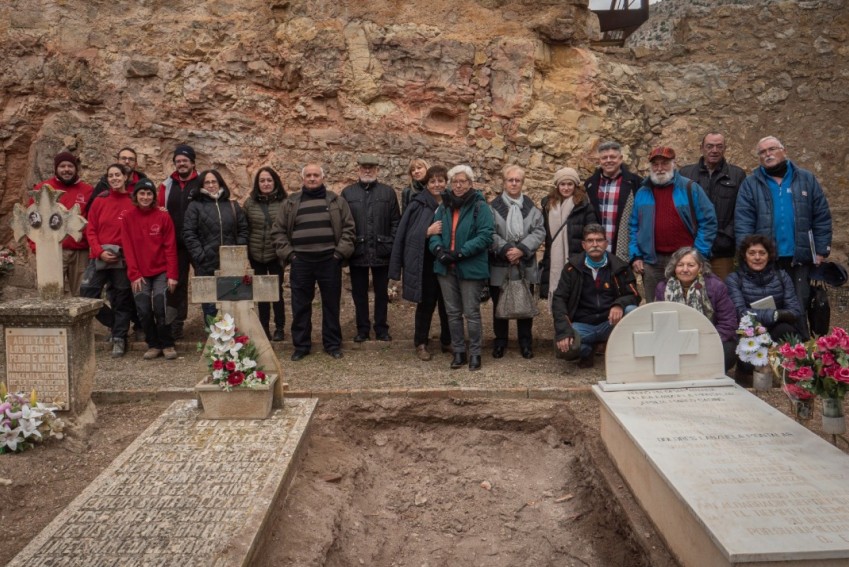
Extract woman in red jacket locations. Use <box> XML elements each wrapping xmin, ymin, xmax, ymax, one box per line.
<box><xmin>80</xmin><ymin>163</ymin><xmax>135</xmax><ymax>357</ymax></box>
<box><xmin>121</xmin><ymin>178</ymin><xmax>179</xmax><ymax>360</ymax></box>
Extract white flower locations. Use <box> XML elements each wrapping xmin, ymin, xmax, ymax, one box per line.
<box><xmin>214</xmin><ymin>339</ymin><xmax>236</xmax><ymax>355</ymax></box>
<box><xmin>18</xmin><ymin>417</ymin><xmax>42</xmax><ymax>440</ymax></box>
<box><xmin>757</xmin><ymin>333</ymin><xmax>774</xmax><ymax>346</ymax></box>
<box><xmin>20</xmin><ymin>403</ymin><xmax>45</xmax><ymax>421</ymax></box>
<box><xmin>241</xmin><ymin>358</ymin><xmax>257</xmax><ymax>370</ymax></box>
<box><xmin>1</xmin><ymin>424</ymin><xmax>22</xmax><ymax>452</ymax></box>
<box><xmin>738</xmin><ymin>338</ymin><xmax>760</xmax><ymax>354</ymax></box>
<box><xmin>228</xmin><ymin>342</ymin><xmax>244</xmax><ymax>358</ymax></box>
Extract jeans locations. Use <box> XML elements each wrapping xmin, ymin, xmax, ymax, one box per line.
<box><xmin>289</xmin><ymin>256</ymin><xmax>342</xmax><ymax>352</ymax></box>
<box><xmin>641</xmin><ymin>254</ymin><xmax>671</xmax><ymax>303</ymax></box>
<box><xmin>134</xmin><ymin>272</ymin><xmax>174</xmax><ymax>349</ymax></box>
<box><xmin>80</xmin><ymin>260</ymin><xmax>133</xmax><ymax>341</ymax></box>
<box><xmin>572</xmin><ymin>305</ymin><xmax>638</xmax><ymax>359</ymax></box>
<box><xmin>777</xmin><ymin>258</ymin><xmax>811</xmax><ymax>339</ymax></box>
<box><xmin>350</xmin><ymin>265</ymin><xmax>389</xmax><ymax>336</ymax></box>
<box><xmin>249</xmin><ymin>258</ymin><xmax>285</xmax><ymax>332</ymax></box>
<box><xmin>414</xmin><ymin>268</ymin><xmax>450</xmax><ymax>347</ymax></box>
<box><xmin>490</xmin><ymin>284</ymin><xmax>533</xmax><ymax>348</ymax></box>
<box><xmin>437</xmin><ymin>269</ymin><xmax>484</xmax><ymax>356</ymax></box>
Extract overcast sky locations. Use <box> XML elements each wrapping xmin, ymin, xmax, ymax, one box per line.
<box><xmin>588</xmin><ymin>0</ymin><xmax>658</xmax><ymax>7</ymax></box>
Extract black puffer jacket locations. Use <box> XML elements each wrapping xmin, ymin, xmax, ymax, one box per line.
<box><xmin>183</xmin><ymin>186</ymin><xmax>249</xmax><ymax>276</ymax></box>
<box><xmin>679</xmin><ymin>158</ymin><xmax>746</xmax><ymax>258</ymax></box>
<box><xmin>539</xmin><ymin>196</ymin><xmax>599</xmax><ymax>297</ymax></box>
<box><xmin>341</xmin><ymin>180</ymin><xmax>400</xmax><ymax>267</ymax></box>
<box><xmin>244</xmin><ymin>185</ymin><xmax>287</xmax><ymax>264</ymax></box>
<box><xmin>389</xmin><ymin>189</ymin><xmax>439</xmax><ymax>303</ymax></box>
<box><xmin>725</xmin><ymin>263</ymin><xmax>805</xmax><ymax>336</ymax></box>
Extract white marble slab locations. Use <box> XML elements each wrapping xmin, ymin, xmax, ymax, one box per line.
<box><xmin>594</xmin><ymin>384</ymin><xmax>849</xmax><ymax>566</ymax></box>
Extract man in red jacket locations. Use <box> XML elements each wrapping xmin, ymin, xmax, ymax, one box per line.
<box><xmin>30</xmin><ymin>151</ymin><xmax>93</xmax><ymax>295</ymax></box>
<box><xmin>157</xmin><ymin>144</ymin><xmax>201</xmax><ymax>339</ymax></box>
<box><xmin>122</xmin><ymin>178</ymin><xmax>179</xmax><ymax>360</ymax></box>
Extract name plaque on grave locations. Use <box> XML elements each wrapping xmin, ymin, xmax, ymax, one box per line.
<box><xmin>5</xmin><ymin>328</ymin><xmax>70</xmax><ymax>406</ymax></box>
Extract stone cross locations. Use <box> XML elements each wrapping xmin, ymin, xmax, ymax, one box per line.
<box><xmin>11</xmin><ymin>184</ymin><xmax>87</xmax><ymax>301</ymax></box>
<box><xmin>191</xmin><ymin>246</ymin><xmax>285</xmax><ymax>402</ymax></box>
<box><xmin>633</xmin><ymin>310</ymin><xmax>700</xmax><ymax>375</ymax></box>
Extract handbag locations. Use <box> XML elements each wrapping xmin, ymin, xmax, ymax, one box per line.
<box><xmin>808</xmin><ymin>280</ymin><xmax>830</xmax><ymax>337</ymax></box>
<box><xmin>495</xmin><ymin>264</ymin><xmax>539</xmax><ymax>320</ymax></box>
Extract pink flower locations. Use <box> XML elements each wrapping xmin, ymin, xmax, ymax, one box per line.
<box><xmin>821</xmin><ymin>352</ymin><xmax>836</xmax><ymax>367</ymax></box>
<box><xmin>790</xmin><ymin>366</ymin><xmax>814</xmax><ymax>380</ymax></box>
<box><xmin>744</xmin><ymin>328</ymin><xmax>754</xmax><ymax>337</ymax></box>
<box><xmin>213</xmin><ymin>359</ymin><xmax>224</xmax><ymax>370</ymax></box>
<box><xmin>778</xmin><ymin>343</ymin><xmax>796</xmax><ymax>358</ymax></box>
<box><xmin>819</xmin><ymin>335</ymin><xmax>840</xmax><ymax>351</ymax></box>
<box><xmin>781</xmin><ymin>360</ymin><xmax>798</xmax><ymax>371</ymax></box>
<box><xmin>793</xmin><ymin>344</ymin><xmax>808</xmax><ymax>359</ymax></box>
<box><xmin>835</xmin><ymin>367</ymin><xmax>849</xmax><ymax>384</ymax></box>
<box><xmin>228</xmin><ymin>371</ymin><xmax>245</xmax><ymax>386</ymax></box>
<box><xmin>783</xmin><ymin>383</ymin><xmax>813</xmax><ymax>400</ymax></box>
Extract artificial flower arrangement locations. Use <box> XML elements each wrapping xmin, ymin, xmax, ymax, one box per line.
<box><xmin>0</xmin><ymin>247</ymin><xmax>15</xmax><ymax>276</ymax></box>
<box><xmin>1</xmin><ymin>385</ymin><xmax>65</xmax><ymax>454</ymax></box>
<box><xmin>735</xmin><ymin>313</ymin><xmax>774</xmax><ymax>367</ymax></box>
<box><xmin>199</xmin><ymin>313</ymin><xmax>267</xmax><ymax>391</ymax></box>
<box><xmin>775</xmin><ymin>326</ymin><xmax>849</xmax><ymax>402</ymax></box>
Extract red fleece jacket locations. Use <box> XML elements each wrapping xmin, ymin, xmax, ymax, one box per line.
<box><xmin>121</xmin><ymin>206</ymin><xmax>179</xmax><ymax>281</ymax></box>
<box><xmin>86</xmin><ymin>190</ymin><xmax>134</xmax><ymax>259</ymax></box>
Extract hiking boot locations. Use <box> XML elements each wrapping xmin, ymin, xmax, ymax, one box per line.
<box><xmin>111</xmin><ymin>339</ymin><xmax>126</xmax><ymax>358</ymax></box>
<box><xmin>163</xmin><ymin>347</ymin><xmax>178</xmax><ymax>360</ymax></box>
<box><xmin>416</xmin><ymin>344</ymin><xmax>432</xmax><ymax>361</ymax></box>
<box><xmin>143</xmin><ymin>348</ymin><xmax>162</xmax><ymax>360</ymax></box>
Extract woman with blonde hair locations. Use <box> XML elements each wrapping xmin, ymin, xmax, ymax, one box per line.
<box><xmin>400</xmin><ymin>158</ymin><xmax>430</xmax><ymax>213</ymax></box>
<box><xmin>540</xmin><ymin>167</ymin><xmax>598</xmax><ymax>301</ymax></box>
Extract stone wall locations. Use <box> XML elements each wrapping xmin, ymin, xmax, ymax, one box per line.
<box><xmin>1</xmin><ymin>0</ymin><xmax>847</xmax><ymax>268</ymax></box>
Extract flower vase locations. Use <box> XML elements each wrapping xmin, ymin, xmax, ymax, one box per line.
<box><xmin>752</xmin><ymin>366</ymin><xmax>773</xmax><ymax>391</ymax></box>
<box><xmin>790</xmin><ymin>397</ymin><xmax>815</xmax><ymax>422</ymax></box>
<box><xmin>195</xmin><ymin>374</ymin><xmax>277</xmax><ymax>420</ymax></box>
<box><xmin>821</xmin><ymin>397</ymin><xmax>846</xmax><ymax>435</ymax></box>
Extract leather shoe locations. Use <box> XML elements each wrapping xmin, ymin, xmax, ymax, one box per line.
<box><xmin>521</xmin><ymin>347</ymin><xmax>534</xmax><ymax>360</ymax></box>
<box><xmin>272</xmin><ymin>329</ymin><xmax>285</xmax><ymax>342</ymax></box>
<box><xmin>492</xmin><ymin>346</ymin><xmax>505</xmax><ymax>359</ymax></box>
<box><xmin>376</xmin><ymin>333</ymin><xmax>392</xmax><ymax>342</ymax></box>
<box><xmin>291</xmin><ymin>350</ymin><xmax>309</xmax><ymax>361</ymax></box>
<box><xmin>416</xmin><ymin>344</ymin><xmax>432</xmax><ymax>361</ymax></box>
<box><xmin>577</xmin><ymin>356</ymin><xmax>594</xmax><ymax>369</ymax></box>
<box><xmin>328</xmin><ymin>350</ymin><xmax>344</xmax><ymax>359</ymax></box>
<box><xmin>469</xmin><ymin>355</ymin><xmax>482</xmax><ymax>371</ymax></box>
<box><xmin>353</xmin><ymin>333</ymin><xmax>370</xmax><ymax>343</ymax></box>
<box><xmin>450</xmin><ymin>352</ymin><xmax>468</xmax><ymax>369</ymax></box>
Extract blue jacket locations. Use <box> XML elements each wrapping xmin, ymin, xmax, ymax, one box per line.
<box><xmin>725</xmin><ymin>263</ymin><xmax>806</xmax><ymax>338</ymax></box>
<box><xmin>628</xmin><ymin>171</ymin><xmax>717</xmax><ymax>264</ymax></box>
<box><xmin>735</xmin><ymin>162</ymin><xmax>832</xmax><ymax>264</ymax></box>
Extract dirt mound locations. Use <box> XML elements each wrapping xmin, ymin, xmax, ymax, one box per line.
<box><xmin>258</xmin><ymin>398</ymin><xmax>662</xmax><ymax>566</ymax></box>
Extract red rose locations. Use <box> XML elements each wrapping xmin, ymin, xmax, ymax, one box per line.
<box><xmin>213</xmin><ymin>359</ymin><xmax>224</xmax><ymax>370</ymax></box>
<box><xmin>228</xmin><ymin>371</ymin><xmax>245</xmax><ymax>386</ymax></box>
<box><xmin>256</xmin><ymin>371</ymin><xmax>266</xmax><ymax>382</ymax></box>
<box><xmin>242</xmin><ymin>275</ymin><xmax>253</xmax><ymax>285</ymax></box>
<box><xmin>235</xmin><ymin>335</ymin><xmax>250</xmax><ymax>345</ymax></box>
<box><xmin>225</xmin><ymin>361</ymin><xmax>236</xmax><ymax>371</ymax></box>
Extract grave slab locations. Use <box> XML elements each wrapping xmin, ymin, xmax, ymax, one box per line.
<box><xmin>594</xmin><ymin>385</ymin><xmax>849</xmax><ymax>567</ymax></box>
<box><xmin>8</xmin><ymin>397</ymin><xmax>318</xmax><ymax>567</ymax></box>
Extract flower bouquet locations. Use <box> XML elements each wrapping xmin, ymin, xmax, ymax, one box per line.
<box><xmin>199</xmin><ymin>313</ymin><xmax>267</xmax><ymax>391</ymax></box>
<box><xmin>736</xmin><ymin>314</ymin><xmax>775</xmax><ymax>389</ymax></box>
<box><xmin>195</xmin><ymin>313</ymin><xmax>276</xmax><ymax>419</ymax></box>
<box><xmin>0</xmin><ymin>247</ymin><xmax>14</xmax><ymax>276</ymax></box>
<box><xmin>1</xmin><ymin>386</ymin><xmax>65</xmax><ymax>454</ymax></box>
<box><xmin>776</xmin><ymin>327</ymin><xmax>849</xmax><ymax>432</ymax></box>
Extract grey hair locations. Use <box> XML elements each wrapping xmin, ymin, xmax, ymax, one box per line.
<box><xmin>664</xmin><ymin>247</ymin><xmax>712</xmax><ymax>280</ymax></box>
<box><xmin>300</xmin><ymin>163</ymin><xmax>326</xmax><ymax>178</ymax></box>
<box><xmin>597</xmin><ymin>141</ymin><xmax>622</xmax><ymax>153</ymax></box>
<box><xmin>502</xmin><ymin>164</ymin><xmax>525</xmax><ymax>179</ymax></box>
<box><xmin>755</xmin><ymin>136</ymin><xmax>784</xmax><ymax>152</ymax></box>
<box><xmin>447</xmin><ymin>164</ymin><xmax>475</xmax><ymax>183</ymax></box>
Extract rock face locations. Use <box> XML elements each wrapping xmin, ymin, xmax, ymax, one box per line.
<box><xmin>1</xmin><ymin>0</ymin><xmax>848</xmax><ymax>263</ymax></box>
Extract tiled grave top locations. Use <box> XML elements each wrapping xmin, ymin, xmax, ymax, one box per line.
<box><xmin>9</xmin><ymin>398</ymin><xmax>317</xmax><ymax>567</ymax></box>
<box><xmin>595</xmin><ymin>385</ymin><xmax>849</xmax><ymax>563</ymax></box>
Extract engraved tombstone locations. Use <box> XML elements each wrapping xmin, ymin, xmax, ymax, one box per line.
<box><xmin>594</xmin><ymin>302</ymin><xmax>849</xmax><ymax>566</ymax></box>
<box><xmin>1</xmin><ymin>184</ymin><xmax>102</xmax><ymax>414</ymax></box>
<box><xmin>191</xmin><ymin>245</ymin><xmax>285</xmax><ymax>406</ymax></box>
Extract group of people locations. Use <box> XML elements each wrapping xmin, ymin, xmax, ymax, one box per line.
<box><xmin>31</xmin><ymin>132</ymin><xmax>833</xmax><ymax>381</ymax></box>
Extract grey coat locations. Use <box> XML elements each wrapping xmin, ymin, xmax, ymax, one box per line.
<box><xmin>489</xmin><ymin>195</ymin><xmax>545</xmax><ymax>286</ymax></box>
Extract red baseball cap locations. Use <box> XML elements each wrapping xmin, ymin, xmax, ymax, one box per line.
<box><xmin>649</xmin><ymin>146</ymin><xmax>676</xmax><ymax>162</ymax></box>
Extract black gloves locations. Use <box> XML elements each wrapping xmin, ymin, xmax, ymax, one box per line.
<box><xmin>435</xmin><ymin>247</ymin><xmax>458</xmax><ymax>266</ymax></box>
<box><xmin>775</xmin><ymin>310</ymin><xmax>797</xmax><ymax>324</ymax></box>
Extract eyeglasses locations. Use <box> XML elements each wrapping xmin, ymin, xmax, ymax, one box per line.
<box><xmin>118</xmin><ymin>156</ymin><xmax>136</xmax><ymax>162</ymax></box>
<box><xmin>757</xmin><ymin>146</ymin><xmax>784</xmax><ymax>157</ymax></box>
<box><xmin>203</xmin><ymin>179</ymin><xmax>219</xmax><ymax>186</ymax></box>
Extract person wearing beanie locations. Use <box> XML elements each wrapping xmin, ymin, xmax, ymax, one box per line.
<box><xmin>540</xmin><ymin>166</ymin><xmax>598</xmax><ymax>302</ymax></box>
<box><xmin>121</xmin><ymin>178</ymin><xmax>179</xmax><ymax>360</ymax></box>
<box><xmin>157</xmin><ymin>143</ymin><xmax>201</xmax><ymax>339</ymax></box>
<box><xmin>735</xmin><ymin>135</ymin><xmax>832</xmax><ymax>335</ymax></box>
<box><xmin>629</xmin><ymin>146</ymin><xmax>717</xmax><ymax>302</ymax></box>
<box><xmin>80</xmin><ymin>163</ymin><xmax>136</xmax><ymax>358</ymax></box>
<box><xmin>583</xmin><ymin>141</ymin><xmax>641</xmax><ymax>262</ymax></box>
<box><xmin>28</xmin><ymin>150</ymin><xmax>94</xmax><ymax>296</ymax></box>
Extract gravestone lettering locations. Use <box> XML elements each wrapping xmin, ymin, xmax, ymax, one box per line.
<box><xmin>5</xmin><ymin>328</ymin><xmax>70</xmax><ymax>407</ymax></box>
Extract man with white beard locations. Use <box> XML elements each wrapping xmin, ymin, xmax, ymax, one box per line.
<box><xmin>628</xmin><ymin>146</ymin><xmax>717</xmax><ymax>301</ymax></box>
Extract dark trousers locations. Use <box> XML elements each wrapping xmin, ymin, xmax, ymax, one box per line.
<box><xmin>489</xmin><ymin>284</ymin><xmax>533</xmax><ymax>348</ymax></box>
<box><xmin>777</xmin><ymin>258</ymin><xmax>811</xmax><ymax>339</ymax></box>
<box><xmin>249</xmin><ymin>258</ymin><xmax>285</xmax><ymax>332</ymax></box>
<box><xmin>350</xmin><ymin>265</ymin><xmax>389</xmax><ymax>336</ymax></box>
<box><xmin>135</xmin><ymin>272</ymin><xmax>174</xmax><ymax>349</ymax></box>
<box><xmin>167</xmin><ymin>246</ymin><xmax>191</xmax><ymax>325</ymax></box>
<box><xmin>415</xmin><ymin>268</ymin><xmax>450</xmax><ymax>347</ymax></box>
<box><xmin>80</xmin><ymin>260</ymin><xmax>133</xmax><ymax>341</ymax></box>
<box><xmin>290</xmin><ymin>257</ymin><xmax>342</xmax><ymax>352</ymax></box>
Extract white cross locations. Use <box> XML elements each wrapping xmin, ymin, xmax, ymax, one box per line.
<box><xmin>633</xmin><ymin>310</ymin><xmax>700</xmax><ymax>375</ymax></box>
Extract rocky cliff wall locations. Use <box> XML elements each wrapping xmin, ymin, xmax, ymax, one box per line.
<box><xmin>1</xmin><ymin>0</ymin><xmax>847</xmax><ymax>263</ymax></box>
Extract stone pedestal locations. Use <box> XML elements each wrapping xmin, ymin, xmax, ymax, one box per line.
<box><xmin>0</xmin><ymin>298</ymin><xmax>102</xmax><ymax>415</ymax></box>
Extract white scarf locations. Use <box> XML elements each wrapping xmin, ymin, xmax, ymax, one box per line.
<box><xmin>502</xmin><ymin>193</ymin><xmax>525</xmax><ymax>242</ymax></box>
<box><xmin>547</xmin><ymin>197</ymin><xmax>575</xmax><ymax>301</ymax></box>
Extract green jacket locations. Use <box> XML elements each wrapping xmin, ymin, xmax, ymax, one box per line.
<box><xmin>244</xmin><ymin>188</ymin><xmax>287</xmax><ymax>264</ymax></box>
<box><xmin>428</xmin><ymin>190</ymin><xmax>493</xmax><ymax>280</ymax></box>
